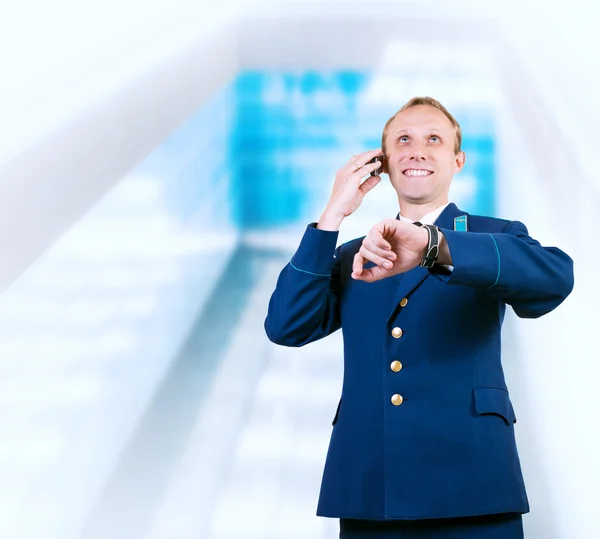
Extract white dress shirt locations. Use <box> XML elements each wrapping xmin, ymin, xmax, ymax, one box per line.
<box><xmin>397</xmin><ymin>202</ymin><xmax>450</xmax><ymax>227</ymax></box>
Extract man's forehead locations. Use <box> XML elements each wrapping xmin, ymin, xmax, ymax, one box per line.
<box><xmin>387</xmin><ymin>108</ymin><xmax>454</xmax><ymax>134</ymax></box>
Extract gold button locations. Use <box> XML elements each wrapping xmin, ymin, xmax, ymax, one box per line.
<box><xmin>391</xmin><ymin>394</ymin><xmax>403</xmax><ymax>406</ymax></box>
<box><xmin>391</xmin><ymin>327</ymin><xmax>403</xmax><ymax>338</ymax></box>
<box><xmin>390</xmin><ymin>360</ymin><xmax>403</xmax><ymax>372</ymax></box>
<box><xmin>400</xmin><ymin>297</ymin><xmax>408</xmax><ymax>308</ymax></box>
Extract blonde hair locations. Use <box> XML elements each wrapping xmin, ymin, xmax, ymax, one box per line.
<box><xmin>381</xmin><ymin>96</ymin><xmax>462</xmax><ymax>155</ymax></box>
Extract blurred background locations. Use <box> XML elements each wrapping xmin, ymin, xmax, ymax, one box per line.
<box><xmin>0</xmin><ymin>1</ymin><xmax>597</xmax><ymax>538</ymax></box>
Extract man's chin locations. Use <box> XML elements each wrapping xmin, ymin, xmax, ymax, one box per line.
<box><xmin>390</xmin><ymin>181</ymin><xmax>430</xmax><ymax>198</ymax></box>
<box><xmin>397</xmin><ymin>193</ymin><xmax>431</xmax><ymax>204</ymax></box>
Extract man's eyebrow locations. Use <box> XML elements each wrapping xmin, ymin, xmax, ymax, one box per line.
<box><xmin>392</xmin><ymin>127</ymin><xmax>445</xmax><ymax>136</ymax></box>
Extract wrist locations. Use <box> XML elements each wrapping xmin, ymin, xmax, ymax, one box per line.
<box><xmin>317</xmin><ymin>209</ymin><xmax>345</xmax><ymax>231</ymax></box>
<box><xmin>417</xmin><ymin>227</ymin><xmax>429</xmax><ymax>258</ymax></box>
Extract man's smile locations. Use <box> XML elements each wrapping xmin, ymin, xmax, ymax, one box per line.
<box><xmin>402</xmin><ymin>169</ymin><xmax>433</xmax><ymax>177</ymax></box>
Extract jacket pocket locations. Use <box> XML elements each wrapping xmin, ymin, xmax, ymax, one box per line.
<box><xmin>332</xmin><ymin>398</ymin><xmax>342</xmax><ymax>426</ymax></box>
<box><xmin>474</xmin><ymin>386</ymin><xmax>516</xmax><ymax>425</ymax></box>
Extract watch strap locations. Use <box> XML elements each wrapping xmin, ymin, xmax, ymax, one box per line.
<box><xmin>416</xmin><ymin>224</ymin><xmax>440</xmax><ymax>268</ymax></box>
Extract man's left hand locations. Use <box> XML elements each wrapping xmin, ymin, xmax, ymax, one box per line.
<box><xmin>351</xmin><ymin>219</ymin><xmax>429</xmax><ymax>282</ymax></box>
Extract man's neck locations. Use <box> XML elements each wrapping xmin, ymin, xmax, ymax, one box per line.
<box><xmin>398</xmin><ymin>200</ymin><xmax>449</xmax><ymax>222</ymax></box>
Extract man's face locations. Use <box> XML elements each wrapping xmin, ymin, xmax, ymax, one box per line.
<box><xmin>383</xmin><ymin>105</ymin><xmax>465</xmax><ymax>207</ymax></box>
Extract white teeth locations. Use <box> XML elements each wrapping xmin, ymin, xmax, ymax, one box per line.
<box><xmin>404</xmin><ymin>169</ymin><xmax>431</xmax><ymax>177</ymax></box>
<box><xmin>404</xmin><ymin>169</ymin><xmax>432</xmax><ymax>177</ymax></box>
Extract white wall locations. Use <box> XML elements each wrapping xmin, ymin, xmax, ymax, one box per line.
<box><xmin>0</xmin><ymin>0</ymin><xmax>252</xmax><ymax>163</ymax></box>
<box><xmin>0</xmin><ymin>2</ymin><xmax>243</xmax><ymax>293</ymax></box>
<box><xmin>492</xmin><ymin>6</ymin><xmax>598</xmax><ymax>538</ymax></box>
<box><xmin>0</xmin><ymin>4</ymin><xmax>242</xmax><ymax>539</ymax></box>
<box><xmin>496</xmin><ymin>0</ymin><xmax>600</xmax><ymax>199</ymax></box>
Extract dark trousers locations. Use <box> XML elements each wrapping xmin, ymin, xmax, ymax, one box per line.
<box><xmin>339</xmin><ymin>513</ymin><xmax>524</xmax><ymax>538</ymax></box>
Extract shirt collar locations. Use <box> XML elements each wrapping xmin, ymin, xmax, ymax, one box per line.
<box><xmin>398</xmin><ymin>202</ymin><xmax>451</xmax><ymax>226</ymax></box>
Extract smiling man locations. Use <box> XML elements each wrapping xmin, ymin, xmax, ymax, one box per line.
<box><xmin>264</xmin><ymin>97</ymin><xmax>574</xmax><ymax>538</ymax></box>
<box><xmin>381</xmin><ymin>100</ymin><xmax>464</xmax><ymax>220</ymax></box>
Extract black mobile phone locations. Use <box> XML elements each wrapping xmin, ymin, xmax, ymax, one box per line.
<box><xmin>368</xmin><ymin>156</ymin><xmax>384</xmax><ymax>177</ymax></box>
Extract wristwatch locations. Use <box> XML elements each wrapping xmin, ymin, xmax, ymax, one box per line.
<box><xmin>414</xmin><ymin>223</ymin><xmax>440</xmax><ymax>268</ymax></box>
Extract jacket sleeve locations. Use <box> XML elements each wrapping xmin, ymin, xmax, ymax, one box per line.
<box><xmin>433</xmin><ymin>220</ymin><xmax>574</xmax><ymax>319</ymax></box>
<box><xmin>264</xmin><ymin>223</ymin><xmax>342</xmax><ymax>346</ymax></box>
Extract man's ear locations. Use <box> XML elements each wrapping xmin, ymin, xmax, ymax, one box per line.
<box><xmin>454</xmin><ymin>151</ymin><xmax>466</xmax><ymax>172</ymax></box>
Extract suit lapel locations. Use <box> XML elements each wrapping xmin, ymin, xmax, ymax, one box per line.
<box><xmin>385</xmin><ymin>266</ymin><xmax>429</xmax><ymax>321</ymax></box>
<box><xmin>386</xmin><ymin>203</ymin><xmax>468</xmax><ymax>320</ymax></box>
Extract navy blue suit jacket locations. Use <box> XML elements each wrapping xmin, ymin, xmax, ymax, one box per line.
<box><xmin>264</xmin><ymin>203</ymin><xmax>574</xmax><ymax>520</ymax></box>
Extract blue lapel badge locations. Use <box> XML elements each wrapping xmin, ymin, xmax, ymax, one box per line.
<box><xmin>454</xmin><ymin>215</ymin><xmax>468</xmax><ymax>232</ymax></box>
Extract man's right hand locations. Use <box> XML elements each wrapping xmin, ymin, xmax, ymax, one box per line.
<box><xmin>317</xmin><ymin>149</ymin><xmax>383</xmax><ymax>231</ymax></box>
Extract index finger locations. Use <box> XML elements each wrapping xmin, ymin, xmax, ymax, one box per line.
<box><xmin>366</xmin><ymin>223</ymin><xmax>388</xmax><ymax>247</ymax></box>
<box><xmin>344</xmin><ymin>148</ymin><xmax>383</xmax><ymax>172</ymax></box>
<box><xmin>358</xmin><ymin>148</ymin><xmax>384</xmax><ymax>161</ymax></box>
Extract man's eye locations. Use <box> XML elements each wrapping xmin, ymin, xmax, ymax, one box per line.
<box><xmin>399</xmin><ymin>136</ymin><xmax>409</xmax><ymax>143</ymax></box>
<box><xmin>430</xmin><ymin>136</ymin><xmax>440</xmax><ymax>142</ymax></box>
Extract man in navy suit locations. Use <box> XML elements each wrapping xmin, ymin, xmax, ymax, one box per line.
<box><xmin>264</xmin><ymin>97</ymin><xmax>574</xmax><ymax>538</ymax></box>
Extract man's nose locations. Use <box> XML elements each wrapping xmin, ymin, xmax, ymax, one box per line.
<box><xmin>409</xmin><ymin>147</ymin><xmax>428</xmax><ymax>160</ymax></box>
<box><xmin>410</xmin><ymin>149</ymin><xmax>427</xmax><ymax>161</ymax></box>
